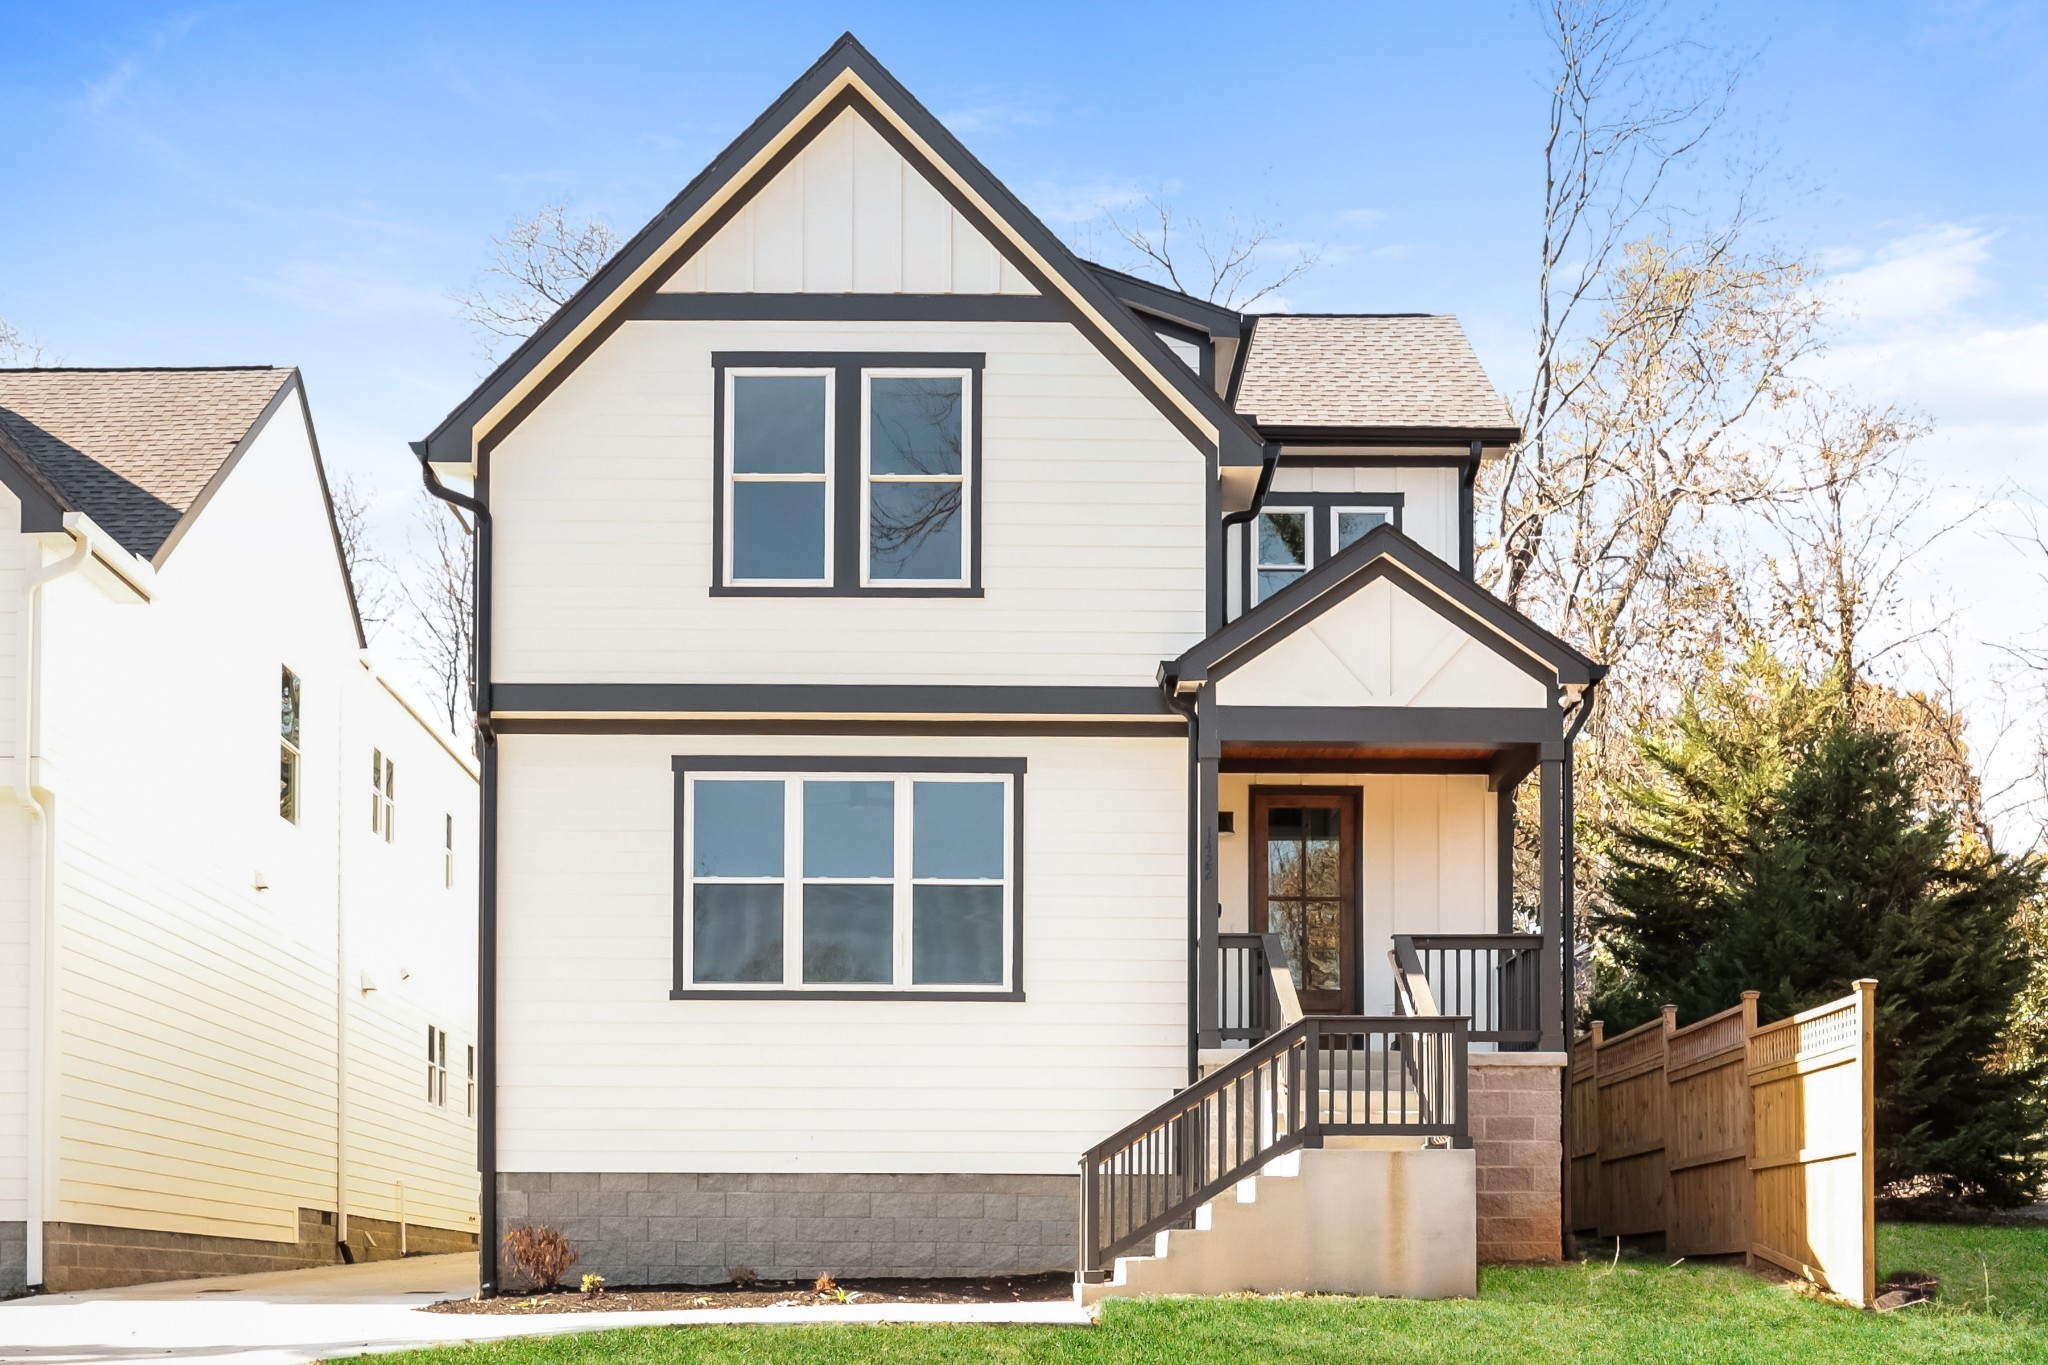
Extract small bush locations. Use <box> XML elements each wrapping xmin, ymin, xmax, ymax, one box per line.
<box><xmin>501</xmin><ymin>1225</ymin><xmax>578</xmax><ymax>1292</ymax></box>
<box><xmin>580</xmin><ymin>1273</ymin><xmax>606</xmax><ymax>1295</ymax></box>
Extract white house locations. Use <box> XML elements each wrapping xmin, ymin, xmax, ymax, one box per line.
<box><xmin>418</xmin><ymin>36</ymin><xmax>1602</xmax><ymax>1297</ymax></box>
<box><xmin>0</xmin><ymin>367</ymin><xmax>480</xmax><ymax>1294</ymax></box>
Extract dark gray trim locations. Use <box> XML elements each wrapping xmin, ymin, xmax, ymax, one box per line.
<box><xmin>1275</xmin><ymin>452</ymin><xmax>1491</xmax><ymax>465</ymax></box>
<box><xmin>1085</xmin><ymin>262</ymin><xmax>1246</xmax><ymax>341</ymax></box>
<box><xmin>0</xmin><ymin>425</ymin><xmax>73</xmax><ymax>535</ymax></box>
<box><xmin>1194</xmin><ymin>687</ymin><xmax>1220</xmax><ymax>1053</ymax></box>
<box><xmin>420</xmin><ymin>41</ymin><xmax>1264</xmax><ymax>470</ymax></box>
<box><xmin>1256</xmin><ymin>424</ymin><xmax>1522</xmax><ymax>445</ymax></box>
<box><xmin>1223</xmin><ymin>315</ymin><xmax>1257</xmax><ymax>410</ymax></box>
<box><xmin>1459</xmin><ymin>444</ymin><xmax>1479</xmax><ymax>578</ymax></box>
<box><xmin>638</xmin><ymin>294</ymin><xmax>1063</xmax><ymax>322</ymax></box>
<box><xmin>670</xmin><ymin>755</ymin><xmax>1027</xmax><ymax>1002</ymax></box>
<box><xmin>496</xmin><ymin>717</ymin><xmax>1184</xmax><ymax>737</ymax></box>
<box><xmin>490</xmin><ymin>683</ymin><xmax>1175</xmax><ymax>716</ymax></box>
<box><xmin>1175</xmin><ymin>521</ymin><xmax>1601</xmax><ymax>689</ymax></box>
<box><xmin>1237</xmin><ymin>492</ymin><xmax>1405</xmax><ymax>616</ymax></box>
<box><xmin>1217</xmin><ymin>756</ymin><xmax>1494</xmax><ymax>775</ymax></box>
<box><xmin>1537</xmin><ymin>756</ymin><xmax>1565</xmax><ymax>1052</ymax></box>
<box><xmin>710</xmin><ymin>352</ymin><xmax>985</xmax><ymax>597</ymax></box>
<box><xmin>1205</xmin><ymin>705</ymin><xmax>1566</xmax><ymax>749</ymax></box>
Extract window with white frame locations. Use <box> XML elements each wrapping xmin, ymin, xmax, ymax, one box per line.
<box><xmin>724</xmin><ymin>369</ymin><xmax>833</xmax><ymax>585</ymax></box>
<box><xmin>676</xmin><ymin>762</ymin><xmax>1020</xmax><ymax>995</ymax></box>
<box><xmin>465</xmin><ymin>1044</ymin><xmax>476</xmax><ymax>1118</ymax></box>
<box><xmin>444</xmin><ymin>813</ymin><xmax>455</xmax><ymax>889</ymax></box>
<box><xmin>1331</xmin><ymin>505</ymin><xmax>1391</xmax><ymax>553</ymax></box>
<box><xmin>1253</xmin><ymin>509</ymin><xmax>1309</xmax><ymax>603</ymax></box>
<box><xmin>279</xmin><ymin>667</ymin><xmax>302</xmax><ymax>824</ymax></box>
<box><xmin>371</xmin><ymin>749</ymin><xmax>395</xmax><ymax>842</ymax></box>
<box><xmin>716</xmin><ymin>354</ymin><xmax>981</xmax><ymax>594</ymax></box>
<box><xmin>426</xmin><ymin>1026</ymin><xmax>448</xmax><ymax>1107</ymax></box>
<box><xmin>862</xmin><ymin>371</ymin><xmax>969</xmax><ymax>586</ymax></box>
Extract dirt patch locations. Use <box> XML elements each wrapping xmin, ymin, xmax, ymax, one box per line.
<box><xmin>424</xmin><ymin>1272</ymin><xmax>1073</xmax><ymax>1315</ymax></box>
<box><xmin>1874</xmin><ymin>1271</ymin><xmax>1939</xmax><ymax>1312</ymax></box>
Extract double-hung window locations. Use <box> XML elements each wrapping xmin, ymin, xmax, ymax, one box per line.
<box><xmin>371</xmin><ymin>750</ymin><xmax>396</xmax><ymax>842</ymax></box>
<box><xmin>716</xmin><ymin>354</ymin><xmax>981</xmax><ymax>595</ymax></box>
<box><xmin>1245</xmin><ymin>494</ymin><xmax>1404</xmax><ymax>605</ymax></box>
<box><xmin>674</xmin><ymin>758</ymin><xmax>1022</xmax><ymax>998</ymax></box>
<box><xmin>426</xmin><ymin>1026</ymin><xmax>448</xmax><ymax>1107</ymax></box>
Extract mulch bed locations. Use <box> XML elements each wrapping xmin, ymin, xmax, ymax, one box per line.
<box><xmin>424</xmin><ymin>1272</ymin><xmax>1072</xmax><ymax>1315</ymax></box>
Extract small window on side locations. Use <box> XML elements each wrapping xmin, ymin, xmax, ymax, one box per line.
<box><xmin>371</xmin><ymin>751</ymin><xmax>396</xmax><ymax>843</ymax></box>
<box><xmin>279</xmin><ymin>668</ymin><xmax>302</xmax><ymax>824</ymax></box>
<box><xmin>426</xmin><ymin>1026</ymin><xmax>448</xmax><ymax>1108</ymax></box>
<box><xmin>465</xmin><ymin>1045</ymin><xmax>477</xmax><ymax>1118</ymax></box>
<box><xmin>444</xmin><ymin>814</ymin><xmax>455</xmax><ymax>889</ymax></box>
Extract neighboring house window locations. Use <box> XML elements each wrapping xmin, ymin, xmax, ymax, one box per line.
<box><xmin>1244</xmin><ymin>494</ymin><xmax>1404</xmax><ymax>606</ymax></box>
<box><xmin>714</xmin><ymin>352</ymin><xmax>983</xmax><ymax>596</ymax></box>
<box><xmin>444</xmin><ymin>814</ymin><xmax>455</xmax><ymax>889</ymax></box>
<box><xmin>371</xmin><ymin>750</ymin><xmax>396</xmax><ymax>842</ymax></box>
<box><xmin>279</xmin><ymin>667</ymin><xmax>302</xmax><ymax>824</ymax></box>
<box><xmin>465</xmin><ymin>1045</ymin><xmax>476</xmax><ymax>1118</ymax></box>
<box><xmin>427</xmin><ymin>1026</ymin><xmax>448</xmax><ymax>1107</ymax></box>
<box><xmin>674</xmin><ymin>758</ymin><xmax>1024</xmax><ymax>998</ymax></box>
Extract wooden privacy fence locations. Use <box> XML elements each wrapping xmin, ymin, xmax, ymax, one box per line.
<box><xmin>1570</xmin><ymin>980</ymin><xmax>1877</xmax><ymax>1307</ymax></box>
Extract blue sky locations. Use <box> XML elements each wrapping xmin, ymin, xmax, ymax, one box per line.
<box><xmin>6</xmin><ymin>1</ymin><xmax>2048</xmax><ymax>816</ymax></box>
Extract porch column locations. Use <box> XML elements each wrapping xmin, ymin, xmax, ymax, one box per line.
<box><xmin>1195</xmin><ymin>689</ymin><xmax>1221</xmax><ymax>1051</ymax></box>
<box><xmin>1495</xmin><ymin>777</ymin><xmax>1519</xmax><ymax>934</ymax></box>
<box><xmin>1537</xmin><ymin>751</ymin><xmax>1566</xmax><ymax>1052</ymax></box>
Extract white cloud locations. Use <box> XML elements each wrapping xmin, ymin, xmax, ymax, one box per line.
<box><xmin>938</xmin><ymin>102</ymin><xmax>1053</xmax><ymax>137</ymax></box>
<box><xmin>1826</xmin><ymin>224</ymin><xmax>1994</xmax><ymax>325</ymax></box>
<box><xmin>1341</xmin><ymin>208</ymin><xmax>1387</xmax><ymax>228</ymax></box>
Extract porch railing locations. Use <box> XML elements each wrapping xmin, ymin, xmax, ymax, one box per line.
<box><xmin>1391</xmin><ymin>934</ymin><xmax>1544</xmax><ymax>1047</ymax></box>
<box><xmin>1217</xmin><ymin>931</ymin><xmax>1304</xmax><ymax>1045</ymax></box>
<box><xmin>1078</xmin><ymin>1015</ymin><xmax>1470</xmax><ymax>1281</ymax></box>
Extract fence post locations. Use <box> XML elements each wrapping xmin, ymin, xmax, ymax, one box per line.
<box><xmin>1855</xmin><ymin>978</ymin><xmax>1878</xmax><ymax>1308</ymax></box>
<box><xmin>1659</xmin><ymin>1005</ymin><xmax>1678</xmax><ymax>1246</ymax></box>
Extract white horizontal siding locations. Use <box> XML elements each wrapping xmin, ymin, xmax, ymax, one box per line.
<box><xmin>494</xmin><ymin>732</ymin><xmax>1188</xmax><ymax>1174</ymax></box>
<box><xmin>488</xmin><ymin>319</ymin><xmax>1208</xmax><ymax>686</ymax></box>
<box><xmin>344</xmin><ymin>994</ymin><xmax>477</xmax><ymax>1236</ymax></box>
<box><xmin>660</xmin><ymin>108</ymin><xmax>1036</xmax><ymax>296</ymax></box>
<box><xmin>1218</xmin><ymin>773</ymin><xmax>1496</xmax><ymax>1015</ymax></box>
<box><xmin>0</xmin><ymin>806</ymin><xmax>28</xmax><ymax>1221</ymax></box>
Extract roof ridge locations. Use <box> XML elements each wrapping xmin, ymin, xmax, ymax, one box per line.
<box><xmin>0</xmin><ymin>364</ymin><xmax>287</xmax><ymax>374</ymax></box>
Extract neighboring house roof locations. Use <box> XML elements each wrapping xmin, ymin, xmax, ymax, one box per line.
<box><xmin>416</xmin><ymin>33</ymin><xmax>1269</xmax><ymax>471</ymax></box>
<box><xmin>1168</xmin><ymin>520</ymin><xmax>1602</xmax><ymax>690</ymax></box>
<box><xmin>1233</xmin><ymin>315</ymin><xmax>1521</xmax><ymax>441</ymax></box>
<box><xmin>0</xmin><ymin>366</ymin><xmax>295</xmax><ymax>563</ymax></box>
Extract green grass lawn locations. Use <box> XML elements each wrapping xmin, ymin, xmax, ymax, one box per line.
<box><xmin>359</xmin><ymin>1222</ymin><xmax>2048</xmax><ymax>1365</ymax></box>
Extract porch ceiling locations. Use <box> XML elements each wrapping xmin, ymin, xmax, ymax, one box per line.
<box><xmin>1220</xmin><ymin>740</ymin><xmax>1533</xmax><ymax>778</ymax></box>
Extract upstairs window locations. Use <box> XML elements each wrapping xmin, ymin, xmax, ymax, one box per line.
<box><xmin>465</xmin><ymin>1044</ymin><xmax>477</xmax><ymax>1118</ymax></box>
<box><xmin>371</xmin><ymin>750</ymin><xmax>396</xmax><ymax>842</ymax></box>
<box><xmin>674</xmin><ymin>759</ymin><xmax>1022</xmax><ymax>998</ymax></box>
<box><xmin>279</xmin><ymin>667</ymin><xmax>302</xmax><ymax>824</ymax></box>
<box><xmin>1245</xmin><ymin>494</ymin><xmax>1404</xmax><ymax>606</ymax></box>
<box><xmin>716</xmin><ymin>353</ymin><xmax>981</xmax><ymax>596</ymax></box>
<box><xmin>444</xmin><ymin>814</ymin><xmax>456</xmax><ymax>889</ymax></box>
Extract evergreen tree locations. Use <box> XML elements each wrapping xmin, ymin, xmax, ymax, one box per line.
<box><xmin>1591</xmin><ymin>650</ymin><xmax>2048</xmax><ymax>1204</ymax></box>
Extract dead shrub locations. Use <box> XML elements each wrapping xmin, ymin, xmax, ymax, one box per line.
<box><xmin>501</xmin><ymin>1225</ymin><xmax>578</xmax><ymax>1292</ymax></box>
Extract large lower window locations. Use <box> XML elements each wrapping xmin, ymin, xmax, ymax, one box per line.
<box><xmin>673</xmin><ymin>758</ymin><xmax>1023</xmax><ymax>998</ymax></box>
<box><xmin>715</xmin><ymin>353</ymin><xmax>982</xmax><ymax>596</ymax></box>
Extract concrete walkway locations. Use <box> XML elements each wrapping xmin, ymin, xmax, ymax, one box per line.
<box><xmin>0</xmin><ymin>1255</ymin><xmax>1092</xmax><ymax>1363</ymax></box>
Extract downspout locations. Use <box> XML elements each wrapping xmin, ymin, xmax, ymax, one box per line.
<box><xmin>10</xmin><ymin>525</ymin><xmax>92</xmax><ymax>1291</ymax></box>
<box><xmin>334</xmin><ymin>670</ymin><xmax>352</xmax><ymax>1263</ymax></box>
<box><xmin>1555</xmin><ymin>678</ymin><xmax>1598</xmax><ymax>1261</ymax></box>
<box><xmin>413</xmin><ymin>440</ymin><xmax>495</xmax><ymax>1294</ymax></box>
<box><xmin>1218</xmin><ymin>442</ymin><xmax>1280</xmax><ymax>535</ymax></box>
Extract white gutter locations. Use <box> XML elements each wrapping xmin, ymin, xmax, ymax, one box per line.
<box><xmin>8</xmin><ymin>522</ymin><xmax>93</xmax><ymax>1291</ymax></box>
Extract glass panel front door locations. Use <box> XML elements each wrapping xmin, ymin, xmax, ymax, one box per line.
<box><xmin>1252</xmin><ymin>790</ymin><xmax>1358</xmax><ymax>1014</ymax></box>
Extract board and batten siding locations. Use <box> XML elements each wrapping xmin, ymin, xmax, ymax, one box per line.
<box><xmin>1218</xmin><ymin>772</ymin><xmax>1498</xmax><ymax>1017</ymax></box>
<box><xmin>494</xmin><ymin>731</ymin><xmax>1188</xmax><ymax>1174</ymax></box>
<box><xmin>487</xmin><ymin>318</ymin><xmax>1209</xmax><ymax>687</ymax></box>
<box><xmin>659</xmin><ymin>106</ymin><xmax>1038</xmax><ymax>298</ymax></box>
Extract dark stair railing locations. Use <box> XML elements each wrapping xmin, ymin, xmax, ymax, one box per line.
<box><xmin>1217</xmin><ymin>931</ymin><xmax>1303</xmax><ymax>1045</ymax></box>
<box><xmin>1391</xmin><ymin>933</ymin><xmax>1543</xmax><ymax>1047</ymax></box>
<box><xmin>1078</xmin><ymin>1014</ymin><xmax>1470</xmax><ymax>1283</ymax></box>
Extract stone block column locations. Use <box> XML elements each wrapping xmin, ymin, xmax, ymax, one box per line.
<box><xmin>1469</xmin><ymin>1052</ymin><xmax>1566</xmax><ymax>1263</ymax></box>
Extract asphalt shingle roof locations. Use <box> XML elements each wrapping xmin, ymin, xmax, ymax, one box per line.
<box><xmin>0</xmin><ymin>367</ymin><xmax>292</xmax><ymax>561</ymax></box>
<box><xmin>1234</xmin><ymin>315</ymin><xmax>1518</xmax><ymax>434</ymax></box>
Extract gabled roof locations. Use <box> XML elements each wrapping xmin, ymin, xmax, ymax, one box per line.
<box><xmin>0</xmin><ymin>366</ymin><xmax>296</xmax><ymax>563</ymax></box>
<box><xmin>1234</xmin><ymin>314</ymin><xmax>1520</xmax><ymax>441</ymax></box>
<box><xmin>1085</xmin><ymin>262</ymin><xmax>1248</xmax><ymax>342</ymax></box>
<box><xmin>1168</xmin><ymin>521</ymin><xmax>1601</xmax><ymax>689</ymax></box>
<box><xmin>419</xmin><ymin>33</ymin><xmax>1268</xmax><ymax>470</ymax></box>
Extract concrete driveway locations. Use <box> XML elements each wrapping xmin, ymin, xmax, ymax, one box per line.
<box><xmin>0</xmin><ymin>1255</ymin><xmax>1090</xmax><ymax>1363</ymax></box>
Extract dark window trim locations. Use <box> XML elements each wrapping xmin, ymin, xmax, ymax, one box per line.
<box><xmin>670</xmin><ymin>755</ymin><xmax>1027</xmax><ymax>1002</ymax></box>
<box><xmin>711</xmin><ymin>352</ymin><xmax>986</xmax><ymax>597</ymax></box>
<box><xmin>1241</xmin><ymin>492</ymin><xmax>1405</xmax><ymax>611</ymax></box>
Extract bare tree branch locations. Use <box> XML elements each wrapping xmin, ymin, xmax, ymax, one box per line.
<box><xmin>331</xmin><ymin>472</ymin><xmax>396</xmax><ymax>633</ymax></box>
<box><xmin>1104</xmin><ymin>194</ymin><xmax>1320</xmax><ymax>309</ymax></box>
<box><xmin>454</xmin><ymin>200</ymin><xmax>621</xmax><ymax>360</ymax></box>
<box><xmin>398</xmin><ymin>492</ymin><xmax>477</xmax><ymax>737</ymax></box>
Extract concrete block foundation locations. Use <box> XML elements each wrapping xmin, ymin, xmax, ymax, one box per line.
<box><xmin>494</xmin><ymin>1172</ymin><xmax>1075</xmax><ymax>1289</ymax></box>
<box><xmin>1</xmin><ymin>1220</ymin><xmax>24</xmax><ymax>1299</ymax></box>
<box><xmin>1471</xmin><ymin>1052</ymin><xmax>1567</xmax><ymax>1263</ymax></box>
<box><xmin>41</xmin><ymin>1209</ymin><xmax>479</xmax><ymax>1293</ymax></box>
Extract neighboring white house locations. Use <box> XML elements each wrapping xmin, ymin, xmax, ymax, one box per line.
<box><xmin>418</xmin><ymin>35</ymin><xmax>1602</xmax><ymax>1296</ymax></box>
<box><xmin>0</xmin><ymin>367</ymin><xmax>479</xmax><ymax>1295</ymax></box>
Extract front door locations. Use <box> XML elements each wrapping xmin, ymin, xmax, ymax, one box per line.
<box><xmin>1250</xmin><ymin>788</ymin><xmax>1360</xmax><ymax>1015</ymax></box>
